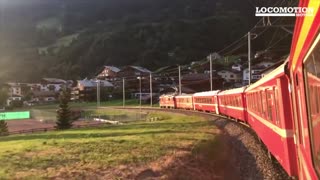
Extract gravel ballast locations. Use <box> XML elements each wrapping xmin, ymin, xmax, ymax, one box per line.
<box><xmin>213</xmin><ymin>118</ymin><xmax>290</xmax><ymax>180</ymax></box>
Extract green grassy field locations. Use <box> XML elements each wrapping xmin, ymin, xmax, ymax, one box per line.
<box><xmin>8</xmin><ymin>99</ymin><xmax>159</xmax><ymax>121</ymax></box>
<box><xmin>0</xmin><ymin>111</ymin><xmax>222</xmax><ymax>179</ymax></box>
<box><xmin>30</xmin><ymin>99</ymin><xmax>158</xmax><ymax>110</ymax></box>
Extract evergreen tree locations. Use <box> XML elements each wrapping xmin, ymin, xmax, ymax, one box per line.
<box><xmin>0</xmin><ymin>121</ymin><xmax>8</xmax><ymax>136</ymax></box>
<box><xmin>0</xmin><ymin>88</ymin><xmax>8</xmax><ymax>108</ymax></box>
<box><xmin>56</xmin><ymin>89</ymin><xmax>72</xmax><ymax>130</ymax></box>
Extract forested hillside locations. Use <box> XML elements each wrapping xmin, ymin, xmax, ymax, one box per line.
<box><xmin>0</xmin><ymin>0</ymin><xmax>295</xmax><ymax>82</ymax></box>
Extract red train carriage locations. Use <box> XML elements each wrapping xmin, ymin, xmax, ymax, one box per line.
<box><xmin>175</xmin><ymin>94</ymin><xmax>194</xmax><ymax>110</ymax></box>
<box><xmin>245</xmin><ymin>63</ymin><xmax>298</xmax><ymax>177</ymax></box>
<box><xmin>193</xmin><ymin>91</ymin><xmax>220</xmax><ymax>114</ymax></box>
<box><xmin>159</xmin><ymin>94</ymin><xmax>176</xmax><ymax>109</ymax></box>
<box><xmin>218</xmin><ymin>87</ymin><xmax>247</xmax><ymax>122</ymax></box>
<box><xmin>306</xmin><ymin>72</ymin><xmax>320</xmax><ymax>161</ymax></box>
<box><xmin>288</xmin><ymin>1</ymin><xmax>320</xmax><ymax>179</ymax></box>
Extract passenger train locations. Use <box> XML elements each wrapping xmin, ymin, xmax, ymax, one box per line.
<box><xmin>160</xmin><ymin>1</ymin><xmax>319</xmax><ymax>179</ymax></box>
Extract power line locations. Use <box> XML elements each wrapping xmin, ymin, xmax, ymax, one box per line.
<box><xmin>265</xmin><ymin>33</ymin><xmax>290</xmax><ymax>51</ymax></box>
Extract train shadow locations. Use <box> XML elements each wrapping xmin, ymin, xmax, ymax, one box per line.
<box><xmin>212</xmin><ymin>117</ymin><xmax>289</xmax><ymax>179</ymax></box>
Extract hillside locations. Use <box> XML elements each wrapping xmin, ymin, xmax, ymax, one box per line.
<box><xmin>0</xmin><ymin>0</ymin><xmax>295</xmax><ymax>82</ymax></box>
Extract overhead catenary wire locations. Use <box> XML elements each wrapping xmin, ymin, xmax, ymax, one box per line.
<box><xmin>105</xmin><ymin>0</ymin><xmax>294</xmax><ymax>86</ymax></box>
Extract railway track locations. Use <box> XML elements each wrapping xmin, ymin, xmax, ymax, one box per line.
<box><xmin>113</xmin><ymin>106</ymin><xmax>290</xmax><ymax>180</ymax></box>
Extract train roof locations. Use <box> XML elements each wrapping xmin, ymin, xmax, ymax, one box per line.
<box><xmin>175</xmin><ymin>94</ymin><xmax>193</xmax><ymax>98</ymax></box>
<box><xmin>245</xmin><ymin>63</ymin><xmax>286</xmax><ymax>92</ymax></box>
<box><xmin>193</xmin><ymin>90</ymin><xmax>220</xmax><ymax>97</ymax></box>
<box><xmin>218</xmin><ymin>87</ymin><xmax>246</xmax><ymax>95</ymax></box>
<box><xmin>160</xmin><ymin>94</ymin><xmax>176</xmax><ymax>97</ymax></box>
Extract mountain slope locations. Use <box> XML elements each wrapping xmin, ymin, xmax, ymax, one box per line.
<box><xmin>0</xmin><ymin>0</ymin><xmax>293</xmax><ymax>82</ymax></box>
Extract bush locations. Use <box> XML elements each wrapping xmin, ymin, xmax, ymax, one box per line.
<box><xmin>10</xmin><ymin>100</ymin><xmax>23</xmax><ymax>108</ymax></box>
<box><xmin>0</xmin><ymin>121</ymin><xmax>8</xmax><ymax>136</ymax></box>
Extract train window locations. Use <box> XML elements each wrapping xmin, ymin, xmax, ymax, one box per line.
<box><xmin>249</xmin><ymin>94</ymin><xmax>251</xmax><ymax>109</ymax></box>
<box><xmin>232</xmin><ymin>96</ymin><xmax>234</xmax><ymax>106</ymax></box>
<box><xmin>249</xmin><ymin>94</ymin><xmax>253</xmax><ymax>110</ymax></box>
<box><xmin>257</xmin><ymin>92</ymin><xmax>262</xmax><ymax>115</ymax></box>
<box><xmin>266</xmin><ymin>91</ymin><xmax>273</xmax><ymax>121</ymax></box>
<box><xmin>251</xmin><ymin>93</ymin><xmax>254</xmax><ymax>110</ymax></box>
<box><xmin>236</xmin><ymin>96</ymin><xmax>238</xmax><ymax>107</ymax></box>
<box><xmin>303</xmin><ymin>36</ymin><xmax>320</xmax><ymax>175</ymax></box>
<box><xmin>274</xmin><ymin>88</ymin><xmax>280</xmax><ymax>125</ymax></box>
<box><xmin>254</xmin><ymin>92</ymin><xmax>258</xmax><ymax>112</ymax></box>
<box><xmin>247</xmin><ymin>93</ymin><xmax>251</xmax><ymax>110</ymax></box>
<box><xmin>261</xmin><ymin>91</ymin><xmax>266</xmax><ymax>119</ymax></box>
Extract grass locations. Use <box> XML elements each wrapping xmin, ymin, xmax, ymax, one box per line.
<box><xmin>0</xmin><ymin>111</ymin><xmax>220</xmax><ymax>179</ymax></box>
<box><xmin>30</xmin><ymin>99</ymin><xmax>158</xmax><ymax>110</ymax></box>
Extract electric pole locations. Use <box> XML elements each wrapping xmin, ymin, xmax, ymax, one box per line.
<box><xmin>248</xmin><ymin>32</ymin><xmax>252</xmax><ymax>85</ymax></box>
<box><xmin>123</xmin><ymin>78</ymin><xmax>125</xmax><ymax>107</ymax></box>
<box><xmin>96</xmin><ymin>80</ymin><xmax>100</xmax><ymax>107</ymax></box>
<box><xmin>209</xmin><ymin>54</ymin><xmax>213</xmax><ymax>91</ymax></box>
<box><xmin>150</xmin><ymin>73</ymin><xmax>152</xmax><ymax>107</ymax></box>
<box><xmin>178</xmin><ymin>66</ymin><xmax>181</xmax><ymax>95</ymax></box>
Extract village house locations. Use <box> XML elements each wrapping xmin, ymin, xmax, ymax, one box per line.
<box><xmin>181</xmin><ymin>73</ymin><xmax>223</xmax><ymax>92</ymax></box>
<box><xmin>255</xmin><ymin>61</ymin><xmax>275</xmax><ymax>69</ymax></box>
<box><xmin>7</xmin><ymin>83</ymin><xmax>22</xmax><ymax>96</ymax></box>
<box><xmin>117</xmin><ymin>66</ymin><xmax>151</xmax><ymax>78</ymax></box>
<box><xmin>31</xmin><ymin>91</ymin><xmax>57</xmax><ymax>104</ymax></box>
<box><xmin>96</xmin><ymin>66</ymin><xmax>121</xmax><ymax>81</ymax></box>
<box><xmin>231</xmin><ymin>64</ymin><xmax>242</xmax><ymax>72</ymax></box>
<box><xmin>40</xmin><ymin>78</ymin><xmax>67</xmax><ymax>92</ymax></box>
<box><xmin>72</xmin><ymin>79</ymin><xmax>113</xmax><ymax>102</ymax></box>
<box><xmin>242</xmin><ymin>61</ymin><xmax>275</xmax><ymax>85</ymax></box>
<box><xmin>6</xmin><ymin>95</ymin><xmax>23</xmax><ymax>106</ymax></box>
<box><xmin>217</xmin><ymin>70</ymin><xmax>242</xmax><ymax>83</ymax></box>
<box><xmin>260</xmin><ymin>59</ymin><xmax>286</xmax><ymax>78</ymax></box>
<box><xmin>242</xmin><ymin>68</ymin><xmax>264</xmax><ymax>85</ymax></box>
<box><xmin>116</xmin><ymin>66</ymin><xmax>152</xmax><ymax>93</ymax></box>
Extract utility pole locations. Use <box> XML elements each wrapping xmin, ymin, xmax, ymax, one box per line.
<box><xmin>122</xmin><ymin>78</ymin><xmax>125</xmax><ymax>107</ymax></box>
<box><xmin>150</xmin><ymin>73</ymin><xmax>152</xmax><ymax>107</ymax></box>
<box><xmin>96</xmin><ymin>80</ymin><xmax>100</xmax><ymax>107</ymax></box>
<box><xmin>138</xmin><ymin>77</ymin><xmax>142</xmax><ymax>108</ymax></box>
<box><xmin>178</xmin><ymin>66</ymin><xmax>181</xmax><ymax>95</ymax></box>
<box><xmin>209</xmin><ymin>54</ymin><xmax>213</xmax><ymax>91</ymax></box>
<box><xmin>248</xmin><ymin>32</ymin><xmax>252</xmax><ymax>85</ymax></box>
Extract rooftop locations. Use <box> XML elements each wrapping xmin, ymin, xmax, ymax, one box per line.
<box><xmin>42</xmin><ymin>78</ymin><xmax>66</xmax><ymax>84</ymax></box>
<box><xmin>78</xmin><ymin>79</ymin><xmax>113</xmax><ymax>87</ymax></box>
<box><xmin>104</xmin><ymin>66</ymin><xmax>121</xmax><ymax>73</ymax></box>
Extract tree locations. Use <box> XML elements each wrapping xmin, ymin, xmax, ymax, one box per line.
<box><xmin>0</xmin><ymin>121</ymin><xmax>8</xmax><ymax>136</ymax></box>
<box><xmin>0</xmin><ymin>88</ymin><xmax>8</xmax><ymax>107</ymax></box>
<box><xmin>56</xmin><ymin>89</ymin><xmax>72</xmax><ymax>130</ymax></box>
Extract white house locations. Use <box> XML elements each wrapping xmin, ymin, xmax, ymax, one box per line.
<box><xmin>77</xmin><ymin>79</ymin><xmax>114</xmax><ymax>90</ymax></box>
<box><xmin>207</xmin><ymin>52</ymin><xmax>222</xmax><ymax>60</ymax></box>
<box><xmin>243</xmin><ymin>68</ymin><xmax>264</xmax><ymax>85</ymax></box>
<box><xmin>255</xmin><ymin>61</ymin><xmax>275</xmax><ymax>69</ymax></box>
<box><xmin>231</xmin><ymin>64</ymin><xmax>242</xmax><ymax>72</ymax></box>
<box><xmin>40</xmin><ymin>78</ymin><xmax>67</xmax><ymax>92</ymax></box>
<box><xmin>7</xmin><ymin>83</ymin><xmax>22</xmax><ymax>96</ymax></box>
<box><xmin>217</xmin><ymin>70</ymin><xmax>242</xmax><ymax>82</ymax></box>
<box><xmin>242</xmin><ymin>61</ymin><xmax>275</xmax><ymax>85</ymax></box>
<box><xmin>6</xmin><ymin>95</ymin><xmax>23</xmax><ymax>106</ymax></box>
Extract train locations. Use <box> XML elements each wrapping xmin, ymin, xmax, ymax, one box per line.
<box><xmin>160</xmin><ymin>1</ymin><xmax>319</xmax><ymax>179</ymax></box>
